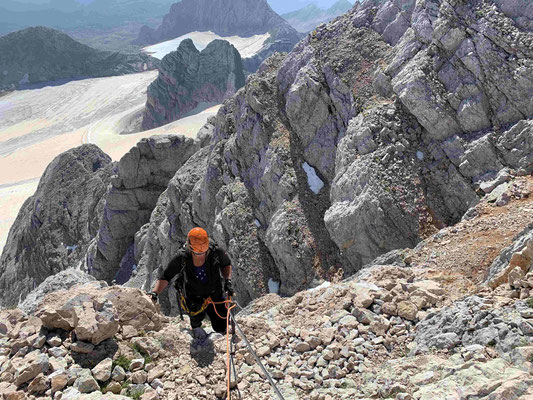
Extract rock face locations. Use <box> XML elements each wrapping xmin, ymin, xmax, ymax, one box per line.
<box><xmin>119</xmin><ymin>0</ymin><xmax>533</xmax><ymax>309</ymax></box>
<box><xmin>84</xmin><ymin>134</ymin><xmax>206</xmax><ymax>284</ymax></box>
<box><xmin>142</xmin><ymin>39</ymin><xmax>245</xmax><ymax>130</ymax></box>
<box><xmin>485</xmin><ymin>223</ymin><xmax>533</xmax><ymax>289</ymax></box>
<box><xmin>2</xmin><ymin>0</ymin><xmax>533</xmax><ymax>312</ymax></box>
<box><xmin>0</xmin><ymin>27</ymin><xmax>158</xmax><ymax>92</ymax></box>
<box><xmin>130</xmin><ymin>0</ymin><xmax>533</xmax><ymax>312</ymax></box>
<box><xmin>132</xmin><ymin>0</ymin><xmax>301</xmax><ymax>72</ymax></box>
<box><xmin>0</xmin><ymin>144</ymin><xmax>113</xmax><ymax>309</ymax></box>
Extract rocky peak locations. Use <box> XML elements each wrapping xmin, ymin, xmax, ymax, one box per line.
<box><xmin>142</xmin><ymin>39</ymin><xmax>245</xmax><ymax>130</ymax></box>
<box><xmin>0</xmin><ymin>144</ymin><xmax>113</xmax><ymax>309</ymax></box>
<box><xmin>134</xmin><ymin>0</ymin><xmax>298</xmax><ymax>44</ymax></box>
<box><xmin>132</xmin><ymin>0</ymin><xmax>302</xmax><ymax>72</ymax></box>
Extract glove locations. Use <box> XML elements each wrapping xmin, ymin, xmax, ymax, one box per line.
<box><xmin>224</xmin><ymin>279</ymin><xmax>234</xmax><ymax>297</ymax></box>
<box><xmin>147</xmin><ymin>291</ymin><xmax>159</xmax><ymax>302</ymax></box>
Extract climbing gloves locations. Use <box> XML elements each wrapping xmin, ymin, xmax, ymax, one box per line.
<box><xmin>224</xmin><ymin>279</ymin><xmax>234</xmax><ymax>296</ymax></box>
<box><xmin>147</xmin><ymin>291</ymin><xmax>159</xmax><ymax>302</ymax></box>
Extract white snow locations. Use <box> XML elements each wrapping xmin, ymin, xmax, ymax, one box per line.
<box><xmin>309</xmin><ymin>281</ymin><xmax>331</xmax><ymax>292</ymax></box>
<box><xmin>142</xmin><ymin>31</ymin><xmax>271</xmax><ymax>60</ymax></box>
<box><xmin>302</xmin><ymin>162</ymin><xmax>324</xmax><ymax>194</ymax></box>
<box><xmin>268</xmin><ymin>278</ymin><xmax>280</xmax><ymax>294</ymax></box>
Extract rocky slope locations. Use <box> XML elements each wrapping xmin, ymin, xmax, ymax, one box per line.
<box><xmin>0</xmin><ymin>27</ymin><xmax>158</xmax><ymax>92</ymax></box>
<box><xmin>132</xmin><ymin>0</ymin><xmax>302</xmax><ymax>72</ymax></box>
<box><xmin>0</xmin><ymin>190</ymin><xmax>532</xmax><ymax>399</ymax></box>
<box><xmin>142</xmin><ymin>39</ymin><xmax>245</xmax><ymax>130</ymax></box>
<box><xmin>0</xmin><ymin>144</ymin><xmax>114</xmax><ymax>309</ymax></box>
<box><xmin>282</xmin><ymin>0</ymin><xmax>354</xmax><ymax>33</ymax></box>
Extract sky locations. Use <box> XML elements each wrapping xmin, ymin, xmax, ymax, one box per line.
<box><xmin>4</xmin><ymin>0</ymin><xmax>356</xmax><ymax>15</ymax></box>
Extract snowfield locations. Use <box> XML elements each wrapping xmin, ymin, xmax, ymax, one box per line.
<box><xmin>0</xmin><ymin>71</ymin><xmax>220</xmax><ymax>252</ymax></box>
<box><xmin>142</xmin><ymin>31</ymin><xmax>271</xmax><ymax>59</ymax></box>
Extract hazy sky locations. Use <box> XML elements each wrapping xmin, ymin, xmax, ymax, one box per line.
<box><xmin>4</xmin><ymin>0</ymin><xmax>356</xmax><ymax>15</ymax></box>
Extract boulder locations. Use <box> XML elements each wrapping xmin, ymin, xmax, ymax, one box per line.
<box><xmin>19</xmin><ymin>268</ymin><xmax>96</xmax><ymax>315</ymax></box>
<box><xmin>35</xmin><ymin>280</ymin><xmax>162</xmax><ymax>343</ymax></box>
<box><xmin>50</xmin><ymin>370</ymin><xmax>68</xmax><ymax>393</ymax></box>
<box><xmin>73</xmin><ymin>375</ymin><xmax>100</xmax><ymax>393</ymax></box>
<box><xmin>397</xmin><ymin>301</ymin><xmax>418</xmax><ymax>321</ymax></box>
<box><xmin>91</xmin><ymin>358</ymin><xmax>112</xmax><ymax>382</ymax></box>
<box><xmin>12</xmin><ymin>350</ymin><xmax>49</xmax><ymax>386</ymax></box>
<box><xmin>27</xmin><ymin>373</ymin><xmax>48</xmax><ymax>394</ymax></box>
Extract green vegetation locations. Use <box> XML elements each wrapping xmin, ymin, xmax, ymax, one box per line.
<box><xmin>113</xmin><ymin>355</ymin><xmax>131</xmax><ymax>371</ymax></box>
<box><xmin>129</xmin><ymin>389</ymin><xmax>144</xmax><ymax>400</ymax></box>
<box><xmin>526</xmin><ymin>297</ymin><xmax>533</xmax><ymax>308</ymax></box>
<box><xmin>129</xmin><ymin>343</ymin><xmax>153</xmax><ymax>364</ymax></box>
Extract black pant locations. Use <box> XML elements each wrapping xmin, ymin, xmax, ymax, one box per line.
<box><xmin>187</xmin><ymin>293</ymin><xmax>228</xmax><ymax>333</ymax></box>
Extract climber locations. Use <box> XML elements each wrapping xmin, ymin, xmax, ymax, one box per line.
<box><xmin>147</xmin><ymin>227</ymin><xmax>234</xmax><ymax>343</ymax></box>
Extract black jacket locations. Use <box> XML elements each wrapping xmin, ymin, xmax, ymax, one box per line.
<box><xmin>159</xmin><ymin>244</ymin><xmax>231</xmax><ymax>299</ymax></box>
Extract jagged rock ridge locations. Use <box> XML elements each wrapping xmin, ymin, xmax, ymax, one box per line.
<box><xmin>142</xmin><ymin>39</ymin><xmax>245</xmax><ymax>130</ymax></box>
<box><xmin>0</xmin><ymin>27</ymin><xmax>159</xmax><ymax>92</ymax></box>
<box><xmin>0</xmin><ymin>144</ymin><xmax>113</xmax><ymax>309</ymax></box>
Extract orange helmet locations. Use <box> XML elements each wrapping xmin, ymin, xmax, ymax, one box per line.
<box><xmin>187</xmin><ymin>227</ymin><xmax>209</xmax><ymax>253</ymax></box>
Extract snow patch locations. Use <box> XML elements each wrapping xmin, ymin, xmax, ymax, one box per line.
<box><xmin>302</xmin><ymin>162</ymin><xmax>324</xmax><ymax>194</ymax></box>
<box><xmin>268</xmin><ymin>278</ymin><xmax>280</xmax><ymax>294</ymax></box>
<box><xmin>142</xmin><ymin>31</ymin><xmax>271</xmax><ymax>60</ymax></box>
<box><xmin>309</xmin><ymin>281</ymin><xmax>331</xmax><ymax>292</ymax></box>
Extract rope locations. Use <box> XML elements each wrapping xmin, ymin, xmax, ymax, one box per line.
<box><xmin>181</xmin><ymin>295</ymin><xmax>284</xmax><ymax>399</ymax></box>
<box><xmin>230</xmin><ymin>314</ymin><xmax>286</xmax><ymax>400</ymax></box>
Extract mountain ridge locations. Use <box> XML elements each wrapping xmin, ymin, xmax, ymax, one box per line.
<box><xmin>0</xmin><ymin>26</ymin><xmax>158</xmax><ymax>92</ymax></box>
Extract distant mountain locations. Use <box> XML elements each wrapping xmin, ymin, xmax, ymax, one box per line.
<box><xmin>133</xmin><ymin>0</ymin><xmax>302</xmax><ymax>72</ymax></box>
<box><xmin>267</xmin><ymin>0</ymin><xmax>353</xmax><ymax>14</ymax></box>
<box><xmin>0</xmin><ymin>0</ymin><xmax>177</xmax><ymax>37</ymax></box>
<box><xmin>282</xmin><ymin>0</ymin><xmax>353</xmax><ymax>32</ymax></box>
<box><xmin>0</xmin><ymin>26</ymin><xmax>158</xmax><ymax>92</ymax></box>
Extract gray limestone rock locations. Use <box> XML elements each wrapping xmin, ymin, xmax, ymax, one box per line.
<box><xmin>86</xmin><ymin>135</ymin><xmax>201</xmax><ymax>284</ymax></box>
<box><xmin>142</xmin><ymin>39</ymin><xmax>245</xmax><ymax>130</ymax></box>
<box><xmin>19</xmin><ymin>268</ymin><xmax>96</xmax><ymax>315</ymax></box>
<box><xmin>416</xmin><ymin>296</ymin><xmax>530</xmax><ymax>356</ymax></box>
<box><xmin>485</xmin><ymin>223</ymin><xmax>533</xmax><ymax>287</ymax></box>
<box><xmin>0</xmin><ymin>144</ymin><xmax>113</xmax><ymax>309</ymax></box>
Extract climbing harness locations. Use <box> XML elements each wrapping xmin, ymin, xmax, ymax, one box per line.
<box><xmin>179</xmin><ymin>294</ymin><xmax>212</xmax><ymax>317</ymax></box>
